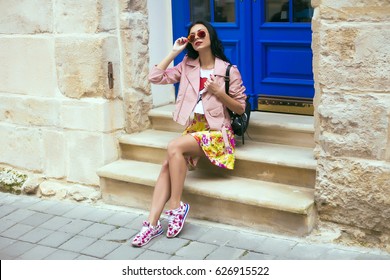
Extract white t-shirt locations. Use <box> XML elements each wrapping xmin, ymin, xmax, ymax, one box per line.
<box><xmin>193</xmin><ymin>68</ymin><xmax>214</xmax><ymax>114</ymax></box>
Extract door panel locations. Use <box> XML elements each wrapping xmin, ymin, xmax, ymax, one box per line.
<box><xmin>266</xmin><ymin>44</ymin><xmax>312</xmax><ymax>80</ymax></box>
<box><xmin>222</xmin><ymin>40</ymin><xmax>240</xmax><ymax>66</ymax></box>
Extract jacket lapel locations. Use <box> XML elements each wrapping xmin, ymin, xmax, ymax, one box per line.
<box><xmin>186</xmin><ymin>57</ymin><xmax>200</xmax><ymax>94</ymax></box>
<box><xmin>185</xmin><ymin>57</ymin><xmax>227</xmax><ymax>100</ymax></box>
<box><xmin>213</xmin><ymin>57</ymin><xmax>227</xmax><ymax>77</ymax></box>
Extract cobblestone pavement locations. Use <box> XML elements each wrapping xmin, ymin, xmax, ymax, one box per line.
<box><xmin>1</xmin><ymin>192</ymin><xmax>389</xmax><ymax>260</ymax></box>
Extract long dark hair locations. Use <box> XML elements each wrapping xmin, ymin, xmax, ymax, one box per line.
<box><xmin>186</xmin><ymin>20</ymin><xmax>231</xmax><ymax>64</ymax></box>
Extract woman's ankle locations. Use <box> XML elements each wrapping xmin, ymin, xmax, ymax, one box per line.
<box><xmin>147</xmin><ymin>216</ymin><xmax>160</xmax><ymax>227</ymax></box>
<box><xmin>169</xmin><ymin>201</ymin><xmax>181</xmax><ymax>210</ymax></box>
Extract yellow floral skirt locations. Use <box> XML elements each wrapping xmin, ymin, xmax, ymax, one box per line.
<box><xmin>183</xmin><ymin>113</ymin><xmax>236</xmax><ymax>170</ymax></box>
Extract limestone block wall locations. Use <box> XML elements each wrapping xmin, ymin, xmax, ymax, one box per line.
<box><xmin>312</xmin><ymin>0</ymin><xmax>390</xmax><ymax>240</ymax></box>
<box><xmin>0</xmin><ymin>1</ymin><xmax>151</xmax><ymax>197</ymax></box>
<box><xmin>119</xmin><ymin>0</ymin><xmax>152</xmax><ymax>132</ymax></box>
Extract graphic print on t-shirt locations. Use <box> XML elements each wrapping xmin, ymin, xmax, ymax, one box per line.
<box><xmin>199</xmin><ymin>77</ymin><xmax>207</xmax><ymax>91</ymax></box>
<box><xmin>194</xmin><ymin>69</ymin><xmax>214</xmax><ymax>114</ymax></box>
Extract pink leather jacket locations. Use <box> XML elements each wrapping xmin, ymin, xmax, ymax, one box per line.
<box><xmin>149</xmin><ymin>56</ymin><xmax>246</xmax><ymax>147</ymax></box>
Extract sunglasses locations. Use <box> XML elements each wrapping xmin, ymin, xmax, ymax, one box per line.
<box><xmin>187</xmin><ymin>30</ymin><xmax>206</xmax><ymax>43</ymax></box>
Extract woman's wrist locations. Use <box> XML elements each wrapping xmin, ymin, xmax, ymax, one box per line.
<box><xmin>169</xmin><ymin>50</ymin><xmax>181</xmax><ymax>58</ymax></box>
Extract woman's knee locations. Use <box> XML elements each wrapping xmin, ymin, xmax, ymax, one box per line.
<box><xmin>161</xmin><ymin>159</ymin><xmax>169</xmax><ymax>171</ymax></box>
<box><xmin>167</xmin><ymin>139</ymin><xmax>181</xmax><ymax>158</ymax></box>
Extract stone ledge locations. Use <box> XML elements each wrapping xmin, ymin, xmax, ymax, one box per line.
<box><xmin>98</xmin><ymin>159</ymin><xmax>314</xmax><ymax>215</ymax></box>
<box><xmin>119</xmin><ymin>129</ymin><xmax>317</xmax><ymax>170</ymax></box>
<box><xmin>149</xmin><ymin>104</ymin><xmax>315</xmax><ymax>148</ymax></box>
<box><xmin>150</xmin><ymin>104</ymin><xmax>314</xmax><ymax>133</ymax></box>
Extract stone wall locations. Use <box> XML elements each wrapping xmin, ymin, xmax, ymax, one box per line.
<box><xmin>312</xmin><ymin>0</ymin><xmax>390</xmax><ymax>244</ymax></box>
<box><xmin>0</xmin><ymin>0</ymin><xmax>151</xmax><ymax>199</ymax></box>
<box><xmin>120</xmin><ymin>0</ymin><xmax>152</xmax><ymax>132</ymax></box>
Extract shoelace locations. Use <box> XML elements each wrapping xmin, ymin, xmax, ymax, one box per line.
<box><xmin>138</xmin><ymin>221</ymin><xmax>152</xmax><ymax>235</ymax></box>
<box><xmin>167</xmin><ymin>214</ymin><xmax>176</xmax><ymax>224</ymax></box>
<box><xmin>166</xmin><ymin>208</ymin><xmax>182</xmax><ymax>225</ymax></box>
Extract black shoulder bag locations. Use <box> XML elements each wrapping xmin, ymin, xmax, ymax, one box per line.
<box><xmin>225</xmin><ymin>64</ymin><xmax>251</xmax><ymax>144</ymax></box>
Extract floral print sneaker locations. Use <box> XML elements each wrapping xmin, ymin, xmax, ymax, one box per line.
<box><xmin>131</xmin><ymin>220</ymin><xmax>163</xmax><ymax>247</ymax></box>
<box><xmin>165</xmin><ymin>201</ymin><xmax>190</xmax><ymax>238</ymax></box>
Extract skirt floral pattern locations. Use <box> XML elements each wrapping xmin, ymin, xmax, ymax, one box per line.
<box><xmin>183</xmin><ymin>113</ymin><xmax>236</xmax><ymax>170</ymax></box>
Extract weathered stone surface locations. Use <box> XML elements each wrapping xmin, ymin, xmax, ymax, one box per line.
<box><xmin>98</xmin><ymin>0</ymin><xmax>117</xmax><ymax>32</ymax></box>
<box><xmin>0</xmin><ymin>0</ymin><xmax>137</xmax><ymax>191</ymax></box>
<box><xmin>0</xmin><ymin>93</ymin><xmax>61</xmax><ymax>127</ymax></box>
<box><xmin>55</xmin><ymin>0</ymin><xmax>117</xmax><ymax>33</ymax></box>
<box><xmin>120</xmin><ymin>22</ymin><xmax>150</xmax><ymax>93</ymax></box>
<box><xmin>318</xmin><ymin>23</ymin><xmax>390</xmax><ymax>92</ymax></box>
<box><xmin>318</xmin><ymin>0</ymin><xmax>390</xmax><ymax>22</ymax></box>
<box><xmin>119</xmin><ymin>2</ymin><xmax>149</xmax><ymax>91</ymax></box>
<box><xmin>129</xmin><ymin>0</ymin><xmax>147</xmax><ymax>13</ymax></box>
<box><xmin>0</xmin><ymin>94</ymin><xmax>124</xmax><ymax>133</ymax></box>
<box><xmin>39</xmin><ymin>180</ymin><xmax>101</xmax><ymax>202</ymax></box>
<box><xmin>55</xmin><ymin>36</ymin><xmax>116</xmax><ymax>98</ymax></box>
<box><xmin>55</xmin><ymin>0</ymin><xmax>99</xmax><ymax>33</ymax></box>
<box><xmin>120</xmin><ymin>0</ymin><xmax>147</xmax><ymax>13</ymax></box>
<box><xmin>22</xmin><ymin>175</ymin><xmax>44</xmax><ymax>195</ymax></box>
<box><xmin>0</xmin><ymin>124</ymin><xmax>44</xmax><ymax>172</ymax></box>
<box><xmin>123</xmin><ymin>88</ymin><xmax>152</xmax><ymax>133</ymax></box>
<box><xmin>40</xmin><ymin>184</ymin><xmax>58</xmax><ymax>197</ymax></box>
<box><xmin>43</xmin><ymin>130</ymin><xmax>66</xmax><ymax>179</ymax></box>
<box><xmin>313</xmin><ymin>0</ymin><xmax>390</xmax><ymax>243</ymax></box>
<box><xmin>387</xmin><ymin>118</ymin><xmax>390</xmax><ymax>162</ymax></box>
<box><xmin>318</xmin><ymin>93</ymin><xmax>390</xmax><ymax>160</ymax></box>
<box><xmin>0</xmin><ymin>0</ymin><xmax>53</xmax><ymax>34</ymax></box>
<box><xmin>119</xmin><ymin>5</ymin><xmax>152</xmax><ymax>133</ymax></box>
<box><xmin>66</xmin><ymin>131</ymin><xmax>119</xmax><ymax>185</ymax></box>
<box><xmin>60</xmin><ymin>98</ymin><xmax>124</xmax><ymax>132</ymax></box>
<box><xmin>316</xmin><ymin>156</ymin><xmax>390</xmax><ymax>232</ymax></box>
<box><xmin>0</xmin><ymin>37</ymin><xmax>57</xmax><ymax>97</ymax></box>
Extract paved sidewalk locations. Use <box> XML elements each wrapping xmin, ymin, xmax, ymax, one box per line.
<box><xmin>0</xmin><ymin>192</ymin><xmax>389</xmax><ymax>260</ymax></box>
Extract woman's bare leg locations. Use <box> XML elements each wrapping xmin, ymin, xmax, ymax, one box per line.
<box><xmin>166</xmin><ymin>134</ymin><xmax>204</xmax><ymax>209</ymax></box>
<box><xmin>147</xmin><ymin>159</ymin><xmax>171</xmax><ymax>226</ymax></box>
<box><xmin>146</xmin><ymin>134</ymin><xmax>203</xmax><ymax>225</ymax></box>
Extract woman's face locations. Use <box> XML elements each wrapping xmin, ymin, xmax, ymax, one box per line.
<box><xmin>188</xmin><ymin>24</ymin><xmax>211</xmax><ymax>52</ymax></box>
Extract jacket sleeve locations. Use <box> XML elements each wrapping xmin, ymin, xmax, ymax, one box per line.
<box><xmin>228</xmin><ymin>65</ymin><xmax>247</xmax><ymax>111</ymax></box>
<box><xmin>148</xmin><ymin>60</ymin><xmax>184</xmax><ymax>85</ymax></box>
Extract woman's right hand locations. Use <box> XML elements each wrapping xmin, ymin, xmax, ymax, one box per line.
<box><xmin>172</xmin><ymin>37</ymin><xmax>188</xmax><ymax>53</ymax></box>
<box><xmin>155</xmin><ymin>37</ymin><xmax>189</xmax><ymax>70</ymax></box>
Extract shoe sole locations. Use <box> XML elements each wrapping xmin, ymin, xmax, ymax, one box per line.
<box><xmin>167</xmin><ymin>204</ymin><xmax>190</xmax><ymax>238</ymax></box>
<box><xmin>131</xmin><ymin>228</ymin><xmax>164</xmax><ymax>247</ymax></box>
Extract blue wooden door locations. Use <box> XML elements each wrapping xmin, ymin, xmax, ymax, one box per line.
<box><xmin>171</xmin><ymin>0</ymin><xmax>314</xmax><ymax>110</ymax></box>
<box><xmin>254</xmin><ymin>0</ymin><xmax>314</xmax><ymax>102</ymax></box>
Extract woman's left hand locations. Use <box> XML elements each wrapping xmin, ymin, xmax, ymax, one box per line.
<box><xmin>204</xmin><ymin>75</ymin><xmax>223</xmax><ymax>98</ymax></box>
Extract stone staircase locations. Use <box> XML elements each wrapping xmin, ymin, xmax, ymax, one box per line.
<box><xmin>97</xmin><ymin>104</ymin><xmax>317</xmax><ymax>236</ymax></box>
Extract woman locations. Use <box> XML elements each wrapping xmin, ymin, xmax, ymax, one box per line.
<box><xmin>132</xmin><ymin>20</ymin><xmax>246</xmax><ymax>247</ymax></box>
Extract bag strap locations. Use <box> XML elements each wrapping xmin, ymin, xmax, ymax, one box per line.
<box><xmin>225</xmin><ymin>64</ymin><xmax>246</xmax><ymax>144</ymax></box>
<box><xmin>225</xmin><ymin>64</ymin><xmax>232</xmax><ymax>95</ymax></box>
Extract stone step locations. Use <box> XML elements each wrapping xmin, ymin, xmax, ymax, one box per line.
<box><xmin>97</xmin><ymin>159</ymin><xmax>316</xmax><ymax>236</ymax></box>
<box><xmin>149</xmin><ymin>104</ymin><xmax>315</xmax><ymax>148</ymax></box>
<box><xmin>119</xmin><ymin>129</ymin><xmax>316</xmax><ymax>188</ymax></box>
